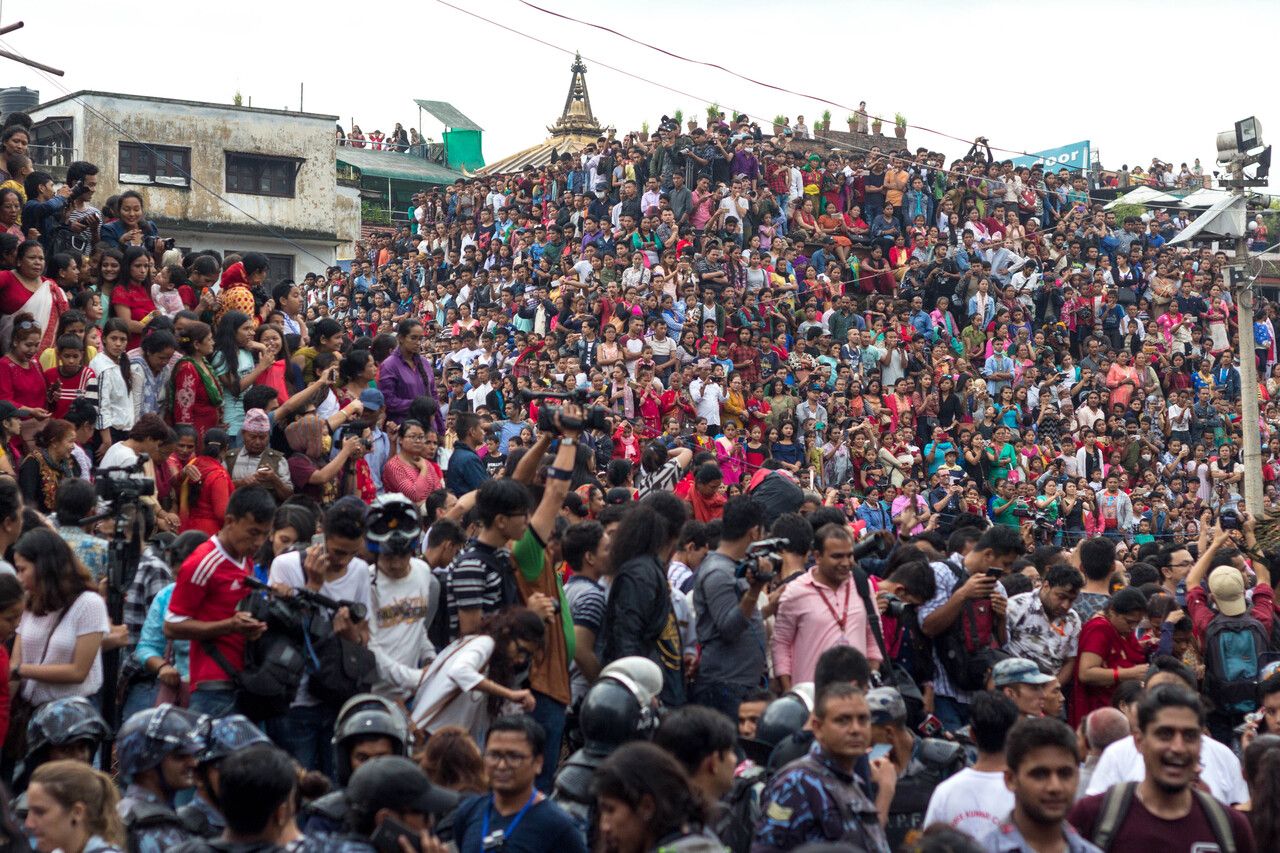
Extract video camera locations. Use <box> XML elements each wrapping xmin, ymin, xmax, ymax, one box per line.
<box><xmin>735</xmin><ymin>536</ymin><xmax>790</xmax><ymax>584</ymax></box>
<box><xmin>94</xmin><ymin>456</ymin><xmax>156</xmax><ymax>504</ymax></box>
<box><xmin>519</xmin><ymin>388</ymin><xmax>612</xmax><ymax>434</ymax></box>
<box><xmin>243</xmin><ymin>575</ymin><xmax>368</xmax><ymax>623</ymax></box>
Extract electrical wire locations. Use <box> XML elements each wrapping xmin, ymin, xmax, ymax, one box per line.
<box><xmin>0</xmin><ymin>36</ymin><xmax>337</xmax><ymax>270</ymax></box>
<box><xmin>513</xmin><ymin>0</ymin><xmax>1035</xmax><ymax>159</ymax></box>
<box><xmin>430</xmin><ymin>0</ymin><xmax>1142</xmax><ymax>212</ymax></box>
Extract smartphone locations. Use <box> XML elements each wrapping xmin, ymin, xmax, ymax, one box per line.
<box><xmin>868</xmin><ymin>743</ymin><xmax>893</xmax><ymax>761</ymax></box>
<box><xmin>917</xmin><ymin>714</ymin><xmax>944</xmax><ymax>739</ymax></box>
<box><xmin>370</xmin><ymin>816</ymin><xmax>421</xmax><ymax>853</ymax></box>
<box><xmin>985</xmin><ymin>568</ymin><xmax>1005</xmax><ymax>579</ymax></box>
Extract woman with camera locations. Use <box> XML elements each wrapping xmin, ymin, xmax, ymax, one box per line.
<box><xmin>410</xmin><ymin>607</ymin><xmax>545</xmax><ymax>744</ymax></box>
<box><xmin>99</xmin><ymin>190</ymin><xmax>164</xmax><ymax>256</ymax></box>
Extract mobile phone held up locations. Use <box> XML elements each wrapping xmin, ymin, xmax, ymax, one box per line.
<box><xmin>370</xmin><ymin>816</ymin><xmax>421</xmax><ymax>853</ymax></box>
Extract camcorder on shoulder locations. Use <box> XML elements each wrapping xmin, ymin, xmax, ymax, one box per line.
<box><xmin>736</xmin><ymin>536</ymin><xmax>790</xmax><ymax>584</ymax></box>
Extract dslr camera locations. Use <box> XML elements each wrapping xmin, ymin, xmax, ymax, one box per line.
<box><xmin>519</xmin><ymin>388</ymin><xmax>612</xmax><ymax>434</ymax></box>
<box><xmin>1220</xmin><ymin>508</ymin><xmax>1242</xmax><ymax>531</ymax></box>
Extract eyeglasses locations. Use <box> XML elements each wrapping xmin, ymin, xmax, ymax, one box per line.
<box><xmin>484</xmin><ymin>751</ymin><xmax>533</xmax><ymax>766</ymax></box>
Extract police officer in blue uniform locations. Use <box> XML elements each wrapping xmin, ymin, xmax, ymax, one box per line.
<box><xmin>116</xmin><ymin>704</ymin><xmax>204</xmax><ymax>853</ymax></box>
<box><xmin>753</xmin><ymin>683</ymin><xmax>893</xmax><ymax>853</ymax></box>
<box><xmin>178</xmin><ymin>715</ymin><xmax>272</xmax><ymax>838</ymax></box>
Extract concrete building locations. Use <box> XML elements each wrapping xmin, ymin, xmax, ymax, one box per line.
<box><xmin>28</xmin><ymin>90</ymin><xmax>356</xmax><ymax>279</ymax></box>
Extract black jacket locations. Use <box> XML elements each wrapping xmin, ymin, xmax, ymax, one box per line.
<box><xmin>602</xmin><ymin>554</ymin><xmax>685</xmax><ymax>706</ymax></box>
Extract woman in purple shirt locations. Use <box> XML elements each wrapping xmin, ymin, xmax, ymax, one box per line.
<box><xmin>377</xmin><ymin>319</ymin><xmax>443</xmax><ymax>431</ymax></box>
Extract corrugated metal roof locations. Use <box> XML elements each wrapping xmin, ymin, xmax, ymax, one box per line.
<box><xmin>337</xmin><ymin>147</ymin><xmax>466</xmax><ymax>186</ymax></box>
<box><xmin>482</xmin><ymin>132</ymin><xmax>599</xmax><ymax>175</ymax></box>
<box><xmin>414</xmin><ymin>100</ymin><xmax>483</xmax><ymax>132</ymax></box>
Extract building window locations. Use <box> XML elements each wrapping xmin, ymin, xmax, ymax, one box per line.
<box><xmin>225</xmin><ymin>153</ymin><xmax>300</xmax><ymax>197</ymax></box>
<box><xmin>230</xmin><ymin>251</ymin><xmax>295</xmax><ymax>283</ymax></box>
<box><xmin>118</xmin><ymin>142</ymin><xmax>191</xmax><ymax>187</ymax></box>
<box><xmin>29</xmin><ymin>117</ymin><xmax>74</xmax><ymax>169</ymax></box>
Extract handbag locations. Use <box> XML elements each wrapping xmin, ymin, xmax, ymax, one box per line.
<box><xmin>3</xmin><ymin>596</ymin><xmax>80</xmax><ymax>762</ymax></box>
<box><xmin>152</xmin><ymin>642</ymin><xmax>190</xmax><ymax>708</ymax></box>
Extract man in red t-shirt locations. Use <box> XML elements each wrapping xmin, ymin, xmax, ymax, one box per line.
<box><xmin>165</xmin><ymin>486</ymin><xmax>277</xmax><ymax>718</ymax></box>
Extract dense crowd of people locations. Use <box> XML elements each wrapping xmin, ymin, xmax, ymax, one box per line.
<box><xmin>0</xmin><ymin>103</ymin><xmax>1275</xmax><ymax>853</ymax></box>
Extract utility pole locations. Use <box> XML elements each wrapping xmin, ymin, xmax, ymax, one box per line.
<box><xmin>1231</xmin><ymin>154</ymin><xmax>1264</xmax><ymax>515</ymax></box>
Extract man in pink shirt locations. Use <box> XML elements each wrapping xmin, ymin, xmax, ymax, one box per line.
<box><xmin>773</xmin><ymin>523</ymin><xmax>883</xmax><ymax>689</ymax></box>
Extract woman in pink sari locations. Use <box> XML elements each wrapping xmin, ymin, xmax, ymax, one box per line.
<box><xmin>0</xmin><ymin>241</ymin><xmax>67</xmax><ymax>355</ymax></box>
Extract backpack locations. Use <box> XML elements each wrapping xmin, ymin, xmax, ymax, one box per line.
<box><xmin>426</xmin><ymin>566</ymin><xmax>453</xmax><ymax>650</ymax></box>
<box><xmin>1202</xmin><ymin>613</ymin><xmax>1269</xmax><ymax>714</ymax></box>
<box><xmin>202</xmin><ymin>591</ymin><xmax>306</xmax><ymax>721</ymax></box>
<box><xmin>714</xmin><ymin>765</ymin><xmax>765</xmax><ymax>853</ymax></box>
<box><xmin>305</xmin><ymin>617</ymin><xmax>378</xmax><ymax>707</ymax></box>
<box><xmin>1089</xmin><ymin>781</ymin><xmax>1236</xmax><ymax>853</ymax></box>
<box><xmin>933</xmin><ymin>561</ymin><xmax>1005</xmax><ymax>692</ymax></box>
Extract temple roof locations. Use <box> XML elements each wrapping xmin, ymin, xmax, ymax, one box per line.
<box><xmin>483</xmin><ymin>53</ymin><xmax>604</xmax><ymax>175</ymax></box>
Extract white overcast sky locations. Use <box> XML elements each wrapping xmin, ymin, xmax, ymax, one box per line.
<box><xmin>2</xmin><ymin>0</ymin><xmax>1273</xmax><ymax>181</ymax></box>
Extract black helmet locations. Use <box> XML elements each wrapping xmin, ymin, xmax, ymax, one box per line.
<box><xmin>197</xmin><ymin>714</ymin><xmax>271</xmax><ymax>766</ymax></box>
<box><xmin>26</xmin><ymin>697</ymin><xmax>110</xmax><ymax>762</ymax></box>
<box><xmin>742</xmin><ymin>684</ymin><xmax>814</xmax><ymax>765</ymax></box>
<box><xmin>579</xmin><ymin>673</ymin><xmax>657</xmax><ymax>754</ymax></box>
<box><xmin>333</xmin><ymin>693</ymin><xmax>409</xmax><ymax>784</ymax></box>
<box><xmin>366</xmin><ymin>494</ymin><xmax>422</xmax><ymax>556</ymax></box>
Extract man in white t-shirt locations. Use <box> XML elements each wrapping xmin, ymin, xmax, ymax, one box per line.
<box><xmin>366</xmin><ymin>501</ymin><xmax>464</xmax><ymax>703</ymax></box>
<box><xmin>922</xmin><ymin>692</ymin><xmax>1018</xmax><ymax>841</ymax></box>
<box><xmin>1083</xmin><ymin>665</ymin><xmax>1248</xmax><ymax>805</ymax></box>
<box><xmin>266</xmin><ymin>498</ymin><xmax>372</xmax><ymax>777</ymax></box>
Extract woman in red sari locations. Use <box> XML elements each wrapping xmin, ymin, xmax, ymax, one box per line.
<box><xmin>178</xmin><ymin>428</ymin><xmax>233</xmax><ymax>536</ymax></box>
<box><xmin>0</xmin><ymin>241</ymin><xmax>68</xmax><ymax>355</ymax></box>
<box><xmin>170</xmin><ymin>321</ymin><xmax>222</xmax><ymax>442</ymax></box>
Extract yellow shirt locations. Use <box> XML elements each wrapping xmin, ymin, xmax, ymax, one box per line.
<box><xmin>40</xmin><ymin>345</ymin><xmax>98</xmax><ymax>371</ymax></box>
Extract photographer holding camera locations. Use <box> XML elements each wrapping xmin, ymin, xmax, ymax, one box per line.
<box><xmin>265</xmin><ymin>497</ymin><xmax>371</xmax><ymax>776</ymax></box>
<box><xmin>690</xmin><ymin>495</ymin><xmax>770</xmax><ymax>719</ymax></box>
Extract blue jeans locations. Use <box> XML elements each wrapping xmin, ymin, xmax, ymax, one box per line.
<box><xmin>530</xmin><ymin>691</ymin><xmax>566</xmax><ymax>792</ymax></box>
<box><xmin>266</xmin><ymin>703</ymin><xmax>337</xmax><ymax>778</ymax></box>
<box><xmin>189</xmin><ymin>683</ymin><xmax>238</xmax><ymax>718</ymax></box>
<box><xmin>934</xmin><ymin>695</ymin><xmax>971</xmax><ymax>733</ymax></box>
<box><xmin>121</xmin><ymin>681</ymin><xmax>158</xmax><ymax>722</ymax></box>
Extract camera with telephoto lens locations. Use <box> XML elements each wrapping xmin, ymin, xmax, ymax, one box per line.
<box><xmin>1220</xmin><ymin>508</ymin><xmax>1242</xmax><ymax>531</ymax></box>
<box><xmin>519</xmin><ymin>388</ymin><xmax>612</xmax><ymax>434</ymax></box>
<box><xmin>736</xmin><ymin>536</ymin><xmax>789</xmax><ymax>584</ymax></box>
<box><xmin>143</xmin><ymin>235</ymin><xmax>176</xmax><ymax>252</ymax></box>
<box><xmin>94</xmin><ymin>458</ymin><xmax>156</xmax><ymax>504</ymax></box>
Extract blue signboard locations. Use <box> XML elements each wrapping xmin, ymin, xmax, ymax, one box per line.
<box><xmin>1011</xmin><ymin>140</ymin><xmax>1091</xmax><ymax>172</ymax></box>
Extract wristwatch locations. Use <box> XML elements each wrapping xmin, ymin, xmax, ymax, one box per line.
<box><xmin>558</xmin><ymin>437</ymin><xmax>577</xmax><ymax>447</ymax></box>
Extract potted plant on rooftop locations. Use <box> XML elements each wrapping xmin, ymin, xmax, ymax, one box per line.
<box><xmin>773</xmin><ymin>114</ymin><xmax>786</xmax><ymax>136</ymax></box>
<box><xmin>847</xmin><ymin>113</ymin><xmax>858</xmax><ymax>132</ymax></box>
<box><xmin>871</xmin><ymin>115</ymin><xmax>883</xmax><ymax>135</ymax></box>
<box><xmin>895</xmin><ymin>113</ymin><xmax>907</xmax><ymax>138</ymax></box>
<box><xmin>639</xmin><ymin>121</ymin><xmax>650</xmax><ymax>142</ymax></box>
<box><xmin>820</xmin><ymin>109</ymin><xmax>831</xmax><ymax>133</ymax></box>
<box><xmin>673</xmin><ymin>109</ymin><xmax>683</xmax><ymax>129</ymax></box>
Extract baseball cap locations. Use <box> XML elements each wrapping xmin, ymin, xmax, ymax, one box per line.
<box><xmin>346</xmin><ymin>756</ymin><xmax>455</xmax><ymax>816</ymax></box>
<box><xmin>1208</xmin><ymin>566</ymin><xmax>1247</xmax><ymax>617</ymax></box>
<box><xmin>359</xmin><ymin>388</ymin><xmax>385</xmax><ymax>412</ymax></box>
<box><xmin>0</xmin><ymin>401</ymin><xmax>17</xmax><ymax>421</ymax></box>
<box><xmin>993</xmin><ymin>658</ymin><xmax>1055</xmax><ymax>688</ymax></box>
<box><xmin>866</xmin><ymin>687</ymin><xmax>907</xmax><ymax>725</ymax></box>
